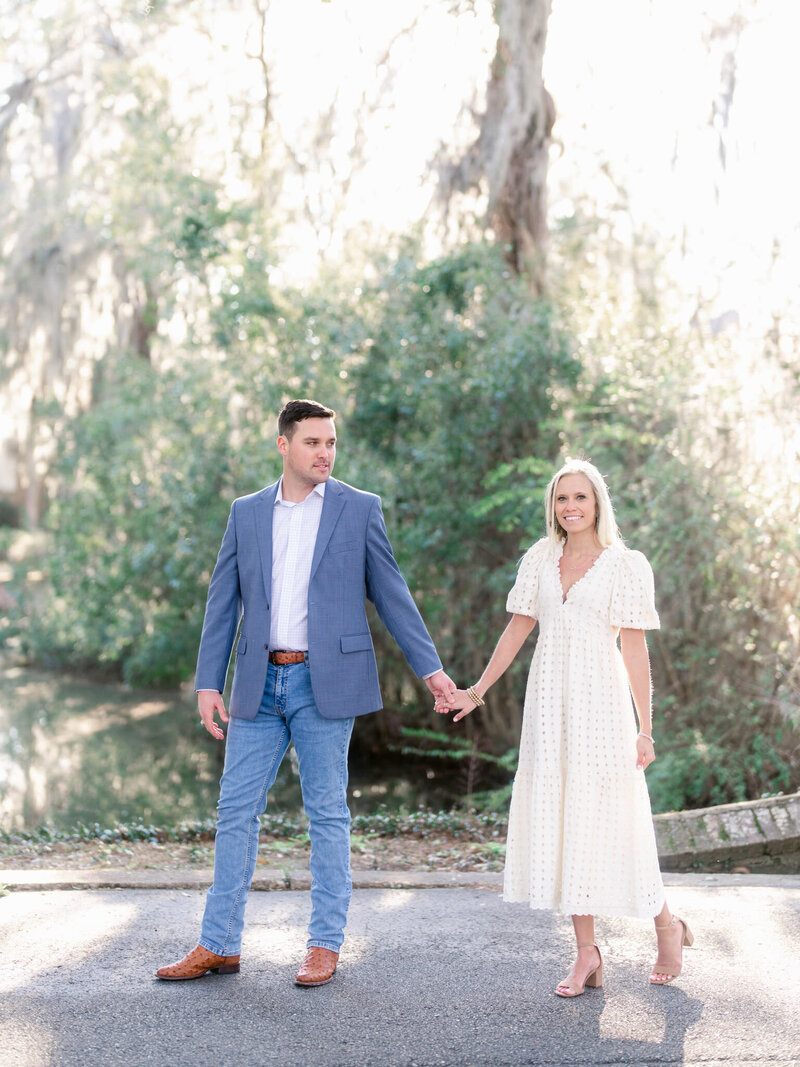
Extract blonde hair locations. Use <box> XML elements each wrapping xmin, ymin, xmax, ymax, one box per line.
<box><xmin>544</xmin><ymin>459</ymin><xmax>623</xmax><ymax>548</ymax></box>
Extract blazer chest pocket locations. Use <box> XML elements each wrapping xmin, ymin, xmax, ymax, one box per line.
<box><xmin>329</xmin><ymin>540</ymin><xmax>358</xmax><ymax>554</ymax></box>
<box><xmin>236</xmin><ymin>637</ymin><xmax>247</xmax><ymax>656</ymax></box>
<box><xmin>340</xmin><ymin>632</ymin><xmax>372</xmax><ymax>654</ymax></box>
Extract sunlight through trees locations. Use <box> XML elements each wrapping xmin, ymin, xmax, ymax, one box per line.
<box><xmin>1</xmin><ymin>0</ymin><xmax>798</xmax><ymax>815</ymax></box>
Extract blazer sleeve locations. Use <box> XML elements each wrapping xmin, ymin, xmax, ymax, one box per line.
<box><xmin>194</xmin><ymin>502</ymin><xmax>243</xmax><ymax>692</ymax></box>
<box><xmin>363</xmin><ymin>496</ymin><xmax>443</xmax><ymax>678</ymax></box>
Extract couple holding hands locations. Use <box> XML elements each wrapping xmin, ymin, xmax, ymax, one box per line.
<box><xmin>156</xmin><ymin>399</ymin><xmax>692</xmax><ymax>995</ymax></box>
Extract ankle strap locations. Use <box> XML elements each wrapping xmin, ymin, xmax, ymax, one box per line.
<box><xmin>576</xmin><ymin>942</ymin><xmax>598</xmax><ymax>948</ymax></box>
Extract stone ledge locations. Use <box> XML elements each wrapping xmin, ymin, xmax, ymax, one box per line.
<box><xmin>654</xmin><ymin>791</ymin><xmax>800</xmax><ymax>870</ymax></box>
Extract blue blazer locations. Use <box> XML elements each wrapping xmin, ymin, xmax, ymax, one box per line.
<box><xmin>194</xmin><ymin>477</ymin><xmax>443</xmax><ymax>720</ymax></box>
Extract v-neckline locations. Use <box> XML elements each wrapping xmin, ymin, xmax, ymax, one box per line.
<box><xmin>557</xmin><ymin>541</ymin><xmax>609</xmax><ymax>604</ymax></box>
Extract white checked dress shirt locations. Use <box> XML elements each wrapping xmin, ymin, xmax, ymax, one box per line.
<box><xmin>269</xmin><ymin>479</ymin><xmax>325</xmax><ymax>651</ymax></box>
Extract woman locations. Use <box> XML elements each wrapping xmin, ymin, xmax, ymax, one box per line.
<box><xmin>438</xmin><ymin>460</ymin><xmax>692</xmax><ymax>995</ymax></box>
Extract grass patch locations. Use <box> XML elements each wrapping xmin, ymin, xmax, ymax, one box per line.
<box><xmin>0</xmin><ymin>807</ymin><xmax>509</xmax><ymax>850</ymax></box>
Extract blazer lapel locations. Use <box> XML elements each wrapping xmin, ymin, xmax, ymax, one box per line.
<box><xmin>310</xmin><ymin>478</ymin><xmax>345</xmax><ymax>580</ymax></box>
<box><xmin>255</xmin><ymin>482</ymin><xmax>279</xmax><ymax>602</ymax></box>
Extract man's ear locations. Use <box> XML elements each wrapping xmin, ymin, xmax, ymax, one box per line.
<box><xmin>277</xmin><ymin>435</ymin><xmax>289</xmax><ymax>457</ymax></box>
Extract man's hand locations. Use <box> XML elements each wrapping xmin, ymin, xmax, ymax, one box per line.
<box><xmin>424</xmin><ymin>669</ymin><xmax>457</xmax><ymax>706</ymax></box>
<box><xmin>198</xmin><ymin>690</ymin><xmax>228</xmax><ymax>740</ymax></box>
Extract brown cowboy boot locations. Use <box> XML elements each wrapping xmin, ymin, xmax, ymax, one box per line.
<box><xmin>156</xmin><ymin>944</ymin><xmax>241</xmax><ymax>981</ymax></box>
<box><xmin>295</xmin><ymin>947</ymin><xmax>339</xmax><ymax>987</ymax></box>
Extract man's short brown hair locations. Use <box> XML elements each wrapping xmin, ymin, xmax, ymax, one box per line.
<box><xmin>278</xmin><ymin>399</ymin><xmax>336</xmax><ymax>439</ymax></box>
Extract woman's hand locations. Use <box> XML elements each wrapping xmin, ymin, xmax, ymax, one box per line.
<box><xmin>636</xmin><ymin>733</ymin><xmax>655</xmax><ymax>770</ymax></box>
<box><xmin>434</xmin><ymin>689</ymin><xmax>477</xmax><ymax>722</ymax></box>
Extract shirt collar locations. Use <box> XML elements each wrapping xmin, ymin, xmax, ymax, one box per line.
<box><xmin>275</xmin><ymin>478</ymin><xmax>327</xmax><ymax>507</ymax></box>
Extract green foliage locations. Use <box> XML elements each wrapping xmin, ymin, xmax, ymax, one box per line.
<box><xmin>18</xmin><ymin>242</ymin><xmax>574</xmax><ymax>699</ymax></box>
<box><xmin>0</xmin><ymin>807</ymin><xmax>510</xmax><ymax>846</ymax></box>
<box><xmin>9</xmin><ymin>232</ymin><xmax>800</xmax><ymax>812</ymax></box>
<box><xmin>5</xmin><ymin>0</ymin><xmax>797</xmax><ymax>824</ymax></box>
<box><xmin>344</xmin><ymin>244</ymin><xmax>578</xmax><ymax>742</ymax></box>
<box><xmin>546</xmin><ymin>227</ymin><xmax>800</xmax><ymax>812</ymax></box>
<box><xmin>99</xmin><ymin>66</ymin><xmax>236</xmax><ymax>285</ymax></box>
<box><xmin>646</xmin><ymin>719</ymin><xmax>795</xmax><ymax>814</ymax></box>
<box><xmin>390</xmin><ymin>726</ymin><xmax>518</xmax><ymax>810</ymax></box>
<box><xmin>22</xmin><ymin>357</ymin><xmax>248</xmax><ymax>685</ymax></box>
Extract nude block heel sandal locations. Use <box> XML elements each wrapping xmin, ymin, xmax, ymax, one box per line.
<box><xmin>555</xmin><ymin>943</ymin><xmax>603</xmax><ymax>998</ymax></box>
<box><xmin>651</xmin><ymin>916</ymin><xmax>694</xmax><ymax>985</ymax></box>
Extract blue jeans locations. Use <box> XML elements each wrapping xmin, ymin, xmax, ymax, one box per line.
<box><xmin>199</xmin><ymin>661</ymin><xmax>354</xmax><ymax>955</ymax></box>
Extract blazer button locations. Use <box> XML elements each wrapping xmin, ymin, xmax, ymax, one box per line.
<box><xmin>264</xmin><ymin>643</ymin><xmax>268</xmax><ymax>650</ymax></box>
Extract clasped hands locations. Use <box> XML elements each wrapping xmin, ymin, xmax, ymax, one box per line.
<box><xmin>432</xmin><ymin>682</ymin><xmax>480</xmax><ymax>724</ymax></box>
<box><xmin>425</xmin><ymin>672</ymin><xmax>480</xmax><ymax>722</ymax></box>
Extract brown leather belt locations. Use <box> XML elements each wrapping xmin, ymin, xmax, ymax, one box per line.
<box><xmin>269</xmin><ymin>650</ymin><xmax>307</xmax><ymax>665</ymax></box>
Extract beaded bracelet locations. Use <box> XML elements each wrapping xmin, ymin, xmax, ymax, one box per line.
<box><xmin>467</xmin><ymin>686</ymin><xmax>485</xmax><ymax>707</ymax></box>
<box><xmin>638</xmin><ymin>731</ymin><xmax>655</xmax><ymax>743</ymax></box>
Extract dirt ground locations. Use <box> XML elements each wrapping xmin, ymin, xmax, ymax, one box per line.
<box><xmin>0</xmin><ymin>830</ymin><xmax>507</xmax><ymax>874</ymax></box>
<box><xmin>3</xmin><ymin>833</ymin><xmax>796</xmax><ymax>878</ymax></box>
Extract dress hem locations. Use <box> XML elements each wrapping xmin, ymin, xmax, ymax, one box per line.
<box><xmin>502</xmin><ymin>889</ymin><xmax>666</xmax><ymax>922</ymax></box>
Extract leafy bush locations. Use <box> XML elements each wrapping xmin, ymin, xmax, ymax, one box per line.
<box><xmin>10</xmin><ymin>235</ymin><xmax>799</xmax><ymax>811</ymax></box>
<box><xmin>344</xmin><ymin>243</ymin><xmax>578</xmax><ymax>752</ymax></box>
<box><xmin>21</xmin><ymin>357</ymin><xmax>249</xmax><ymax>684</ymax></box>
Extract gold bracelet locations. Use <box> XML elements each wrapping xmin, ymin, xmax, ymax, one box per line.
<box><xmin>467</xmin><ymin>686</ymin><xmax>485</xmax><ymax>707</ymax></box>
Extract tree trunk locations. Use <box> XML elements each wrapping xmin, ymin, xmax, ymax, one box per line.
<box><xmin>439</xmin><ymin>0</ymin><xmax>555</xmax><ymax>291</ymax></box>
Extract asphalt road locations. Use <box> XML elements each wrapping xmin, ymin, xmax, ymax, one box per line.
<box><xmin>1</xmin><ymin>876</ymin><xmax>799</xmax><ymax>1066</ymax></box>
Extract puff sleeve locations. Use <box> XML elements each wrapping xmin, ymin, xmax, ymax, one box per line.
<box><xmin>506</xmin><ymin>538</ymin><xmax>549</xmax><ymax>619</ymax></box>
<box><xmin>609</xmin><ymin>549</ymin><xmax>660</xmax><ymax>630</ymax></box>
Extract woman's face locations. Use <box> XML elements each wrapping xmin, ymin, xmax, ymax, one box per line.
<box><xmin>554</xmin><ymin>473</ymin><xmax>597</xmax><ymax>536</ymax></box>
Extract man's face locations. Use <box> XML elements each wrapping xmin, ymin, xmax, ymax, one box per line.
<box><xmin>278</xmin><ymin>417</ymin><xmax>337</xmax><ymax>486</ymax></box>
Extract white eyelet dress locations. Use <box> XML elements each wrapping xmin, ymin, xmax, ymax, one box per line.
<box><xmin>502</xmin><ymin>538</ymin><xmax>666</xmax><ymax>919</ymax></box>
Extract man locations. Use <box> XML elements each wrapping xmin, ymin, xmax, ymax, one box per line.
<box><xmin>157</xmin><ymin>399</ymin><xmax>455</xmax><ymax>987</ymax></box>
